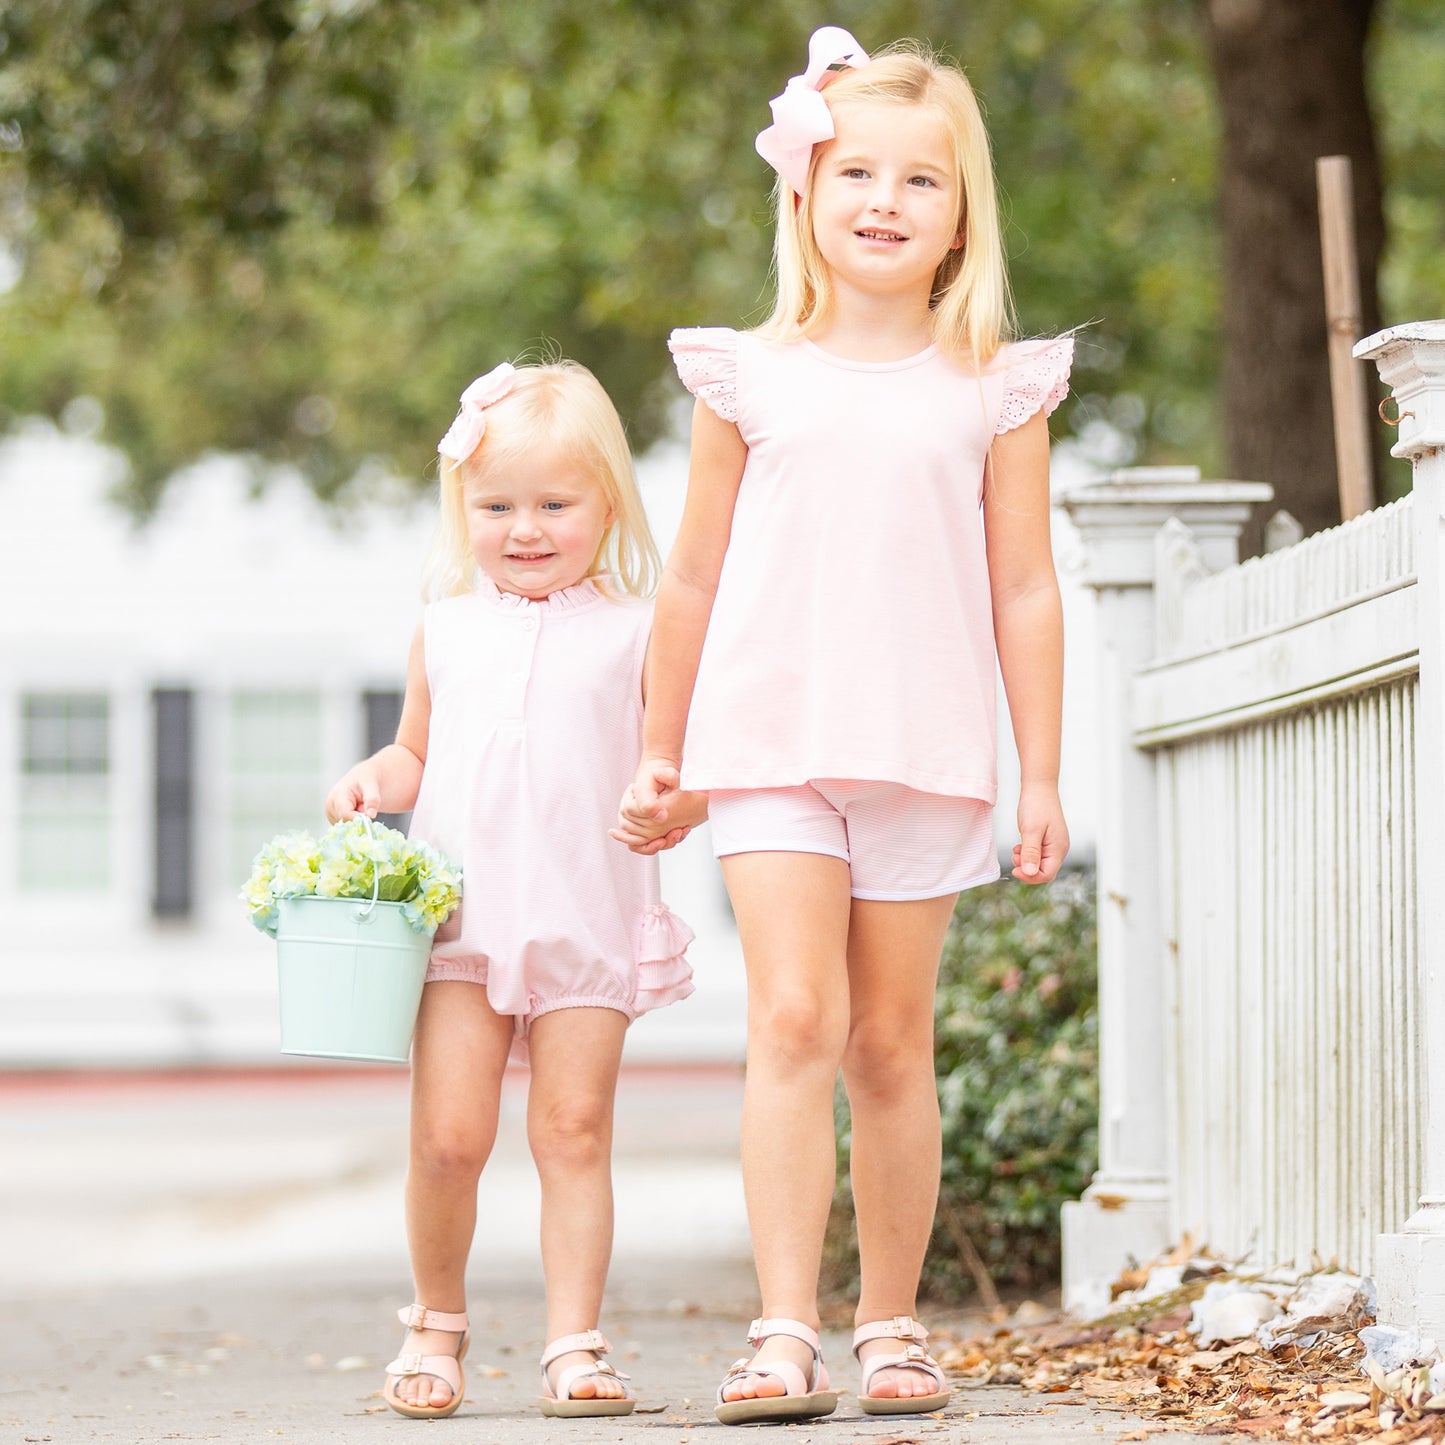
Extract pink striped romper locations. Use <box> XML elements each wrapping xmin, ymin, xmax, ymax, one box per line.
<box><xmin>407</xmin><ymin>575</ymin><xmax>694</xmax><ymax>1060</ymax></box>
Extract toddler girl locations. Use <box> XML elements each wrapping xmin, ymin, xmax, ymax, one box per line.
<box><xmin>327</xmin><ymin>359</ymin><xmax>703</xmax><ymax>1419</ymax></box>
<box><xmin>620</xmin><ymin>26</ymin><xmax>1072</xmax><ymax>1426</ymax></box>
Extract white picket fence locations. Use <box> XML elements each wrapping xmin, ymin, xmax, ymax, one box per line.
<box><xmin>1138</xmin><ymin>498</ymin><xmax>1421</xmax><ymax>1275</ymax></box>
<box><xmin>1059</xmin><ymin>321</ymin><xmax>1445</xmax><ymax>1334</ymax></box>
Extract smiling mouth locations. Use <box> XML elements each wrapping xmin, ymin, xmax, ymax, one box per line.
<box><xmin>508</xmin><ymin>552</ymin><xmax>555</xmax><ymax>562</ymax></box>
<box><xmin>857</xmin><ymin>229</ymin><xmax>906</xmax><ymax>242</ymax></box>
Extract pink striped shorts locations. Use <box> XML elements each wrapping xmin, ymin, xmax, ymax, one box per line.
<box><xmin>707</xmin><ymin>779</ymin><xmax>1000</xmax><ymax>901</ymax></box>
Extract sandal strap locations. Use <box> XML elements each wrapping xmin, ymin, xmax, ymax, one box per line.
<box><xmin>857</xmin><ymin>1345</ymin><xmax>945</xmax><ymax>1396</ymax></box>
<box><xmin>549</xmin><ymin>1357</ymin><xmax>633</xmax><ymax>1403</ymax></box>
<box><xmin>386</xmin><ymin>1351</ymin><xmax>464</xmax><ymax>1393</ymax></box>
<box><xmin>396</xmin><ymin>1303</ymin><xmax>469</xmax><ymax>1332</ymax></box>
<box><xmin>540</xmin><ymin>1329</ymin><xmax>611</xmax><ymax>1369</ymax></box>
<box><xmin>852</xmin><ymin>1315</ymin><xmax>930</xmax><ymax>1350</ymax></box>
<box><xmin>715</xmin><ymin>1318</ymin><xmax>829</xmax><ymax>1405</ymax></box>
<box><xmin>716</xmin><ymin>1358</ymin><xmax>814</xmax><ymax>1405</ymax></box>
<box><xmin>746</xmin><ymin>1316</ymin><xmax>824</xmax><ymax>1355</ymax></box>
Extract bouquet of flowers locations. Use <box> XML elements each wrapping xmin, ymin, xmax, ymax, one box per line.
<box><xmin>241</xmin><ymin>816</ymin><xmax>462</xmax><ymax>938</ymax></box>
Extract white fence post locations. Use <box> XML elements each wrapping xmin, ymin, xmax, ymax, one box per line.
<box><xmin>1058</xmin><ymin>467</ymin><xmax>1273</xmax><ymax>1312</ymax></box>
<box><xmin>1357</xmin><ymin>321</ymin><xmax>1445</xmax><ymax>1332</ymax></box>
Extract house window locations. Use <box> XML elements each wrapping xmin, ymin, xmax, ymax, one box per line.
<box><xmin>20</xmin><ymin>692</ymin><xmax>111</xmax><ymax>890</ymax></box>
<box><xmin>227</xmin><ymin>690</ymin><xmax>322</xmax><ymax>885</ymax></box>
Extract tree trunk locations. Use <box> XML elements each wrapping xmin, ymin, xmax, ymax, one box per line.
<box><xmin>1201</xmin><ymin>0</ymin><xmax>1383</xmax><ymax>554</ymax></box>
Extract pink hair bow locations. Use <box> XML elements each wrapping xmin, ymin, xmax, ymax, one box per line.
<box><xmin>755</xmin><ymin>25</ymin><xmax>870</xmax><ymax>196</ymax></box>
<box><xmin>437</xmin><ymin>362</ymin><xmax>517</xmax><ymax>462</ymax></box>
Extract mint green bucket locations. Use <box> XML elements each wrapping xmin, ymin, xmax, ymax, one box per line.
<box><xmin>275</xmin><ymin>895</ymin><xmax>432</xmax><ymax>1063</ymax></box>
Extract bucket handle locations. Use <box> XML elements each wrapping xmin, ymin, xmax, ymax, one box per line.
<box><xmin>354</xmin><ymin>811</ymin><xmax>383</xmax><ymax>922</ymax></box>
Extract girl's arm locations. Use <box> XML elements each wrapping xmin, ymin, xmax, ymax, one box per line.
<box><xmin>984</xmin><ymin>410</ymin><xmax>1069</xmax><ymax>884</ymax></box>
<box><xmin>324</xmin><ymin>622</ymin><xmax>430</xmax><ymax>822</ymax></box>
<box><xmin>626</xmin><ymin>399</ymin><xmax>748</xmax><ymax>818</ymax></box>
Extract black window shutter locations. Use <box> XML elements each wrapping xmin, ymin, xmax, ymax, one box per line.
<box><xmin>362</xmin><ymin>690</ymin><xmax>410</xmax><ymax>833</ymax></box>
<box><xmin>153</xmin><ymin>688</ymin><xmax>194</xmax><ymax>918</ymax></box>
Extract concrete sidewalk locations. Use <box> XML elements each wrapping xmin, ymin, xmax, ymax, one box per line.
<box><xmin>1</xmin><ymin>1067</ymin><xmax>1187</xmax><ymax>1443</ymax></box>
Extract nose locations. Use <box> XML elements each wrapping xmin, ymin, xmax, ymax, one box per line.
<box><xmin>509</xmin><ymin>508</ymin><xmax>544</xmax><ymax>541</ymax></box>
<box><xmin>868</xmin><ymin>177</ymin><xmax>902</xmax><ymax>215</ymax></box>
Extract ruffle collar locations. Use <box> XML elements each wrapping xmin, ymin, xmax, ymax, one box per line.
<box><xmin>475</xmin><ymin>574</ymin><xmax>607</xmax><ymax>615</ymax></box>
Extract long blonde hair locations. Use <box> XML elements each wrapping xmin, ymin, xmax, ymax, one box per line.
<box><xmin>423</xmin><ymin>360</ymin><xmax>660</xmax><ymax>602</ymax></box>
<box><xmin>757</xmin><ymin>43</ymin><xmax>1015</xmax><ymax>367</ymax></box>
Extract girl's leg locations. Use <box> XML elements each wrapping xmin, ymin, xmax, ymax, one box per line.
<box><xmin>842</xmin><ymin>891</ymin><xmax>959</xmax><ymax>1399</ymax></box>
<box><xmin>718</xmin><ymin>851</ymin><xmax>854</xmax><ymax>1402</ymax></box>
<box><xmin>395</xmin><ymin>980</ymin><xmax>515</xmax><ymax>1410</ymax></box>
<box><xmin>526</xmin><ymin>1005</ymin><xmax>631</xmax><ymax>1401</ymax></box>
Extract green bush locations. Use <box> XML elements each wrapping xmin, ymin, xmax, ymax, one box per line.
<box><xmin>824</xmin><ymin>869</ymin><xmax>1098</xmax><ymax>1305</ymax></box>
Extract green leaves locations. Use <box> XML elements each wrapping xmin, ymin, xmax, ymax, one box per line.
<box><xmin>374</xmin><ymin>865</ymin><xmax>421</xmax><ymax>904</ymax></box>
<box><xmin>3</xmin><ymin>3</ymin><xmax>1441</xmax><ymax>510</ymax></box>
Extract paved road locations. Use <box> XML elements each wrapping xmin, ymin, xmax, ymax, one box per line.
<box><xmin>2</xmin><ymin>1066</ymin><xmax>1179</xmax><ymax>1444</ymax></box>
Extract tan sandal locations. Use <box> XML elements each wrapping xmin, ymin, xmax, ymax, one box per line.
<box><xmin>714</xmin><ymin>1317</ymin><xmax>837</xmax><ymax>1426</ymax></box>
<box><xmin>853</xmin><ymin>1315</ymin><xmax>953</xmax><ymax>1415</ymax></box>
<box><xmin>382</xmin><ymin>1303</ymin><xmax>470</xmax><ymax>1419</ymax></box>
<box><xmin>538</xmin><ymin>1329</ymin><xmax>635</xmax><ymax>1417</ymax></box>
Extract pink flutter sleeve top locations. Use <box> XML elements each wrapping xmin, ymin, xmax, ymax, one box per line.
<box><xmin>668</xmin><ymin>327</ymin><xmax>1073</xmax><ymax>805</ymax></box>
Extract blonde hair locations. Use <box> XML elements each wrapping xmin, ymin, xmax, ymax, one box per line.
<box><xmin>423</xmin><ymin>360</ymin><xmax>661</xmax><ymax>602</ymax></box>
<box><xmin>757</xmin><ymin>43</ymin><xmax>1015</xmax><ymax>367</ymax></box>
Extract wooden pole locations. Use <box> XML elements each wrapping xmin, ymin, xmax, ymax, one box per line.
<box><xmin>1317</xmin><ymin>155</ymin><xmax>1375</xmax><ymax>521</ymax></box>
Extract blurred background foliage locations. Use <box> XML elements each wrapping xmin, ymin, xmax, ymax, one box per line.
<box><xmin>0</xmin><ymin>1</ymin><xmax>1441</xmax><ymax>511</ymax></box>
<box><xmin>825</xmin><ymin>871</ymin><xmax>1099</xmax><ymax>1304</ymax></box>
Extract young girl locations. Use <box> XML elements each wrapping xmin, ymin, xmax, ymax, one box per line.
<box><xmin>618</xmin><ymin>26</ymin><xmax>1072</xmax><ymax>1426</ymax></box>
<box><xmin>326</xmin><ymin>358</ymin><xmax>704</xmax><ymax>1420</ymax></box>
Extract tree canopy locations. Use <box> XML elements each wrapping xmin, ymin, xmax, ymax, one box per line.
<box><xmin>1</xmin><ymin>1</ymin><xmax>1440</xmax><ymax>514</ymax></box>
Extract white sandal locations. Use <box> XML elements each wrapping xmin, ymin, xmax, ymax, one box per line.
<box><xmin>382</xmin><ymin>1303</ymin><xmax>470</xmax><ymax>1419</ymax></box>
<box><xmin>714</xmin><ymin>1316</ymin><xmax>838</xmax><ymax>1426</ymax></box>
<box><xmin>853</xmin><ymin>1315</ymin><xmax>953</xmax><ymax>1414</ymax></box>
<box><xmin>538</xmin><ymin>1329</ymin><xmax>635</xmax><ymax>1417</ymax></box>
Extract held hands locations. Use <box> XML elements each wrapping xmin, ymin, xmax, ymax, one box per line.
<box><xmin>1012</xmin><ymin>781</ymin><xmax>1070</xmax><ymax>884</ymax></box>
<box><xmin>324</xmin><ymin>766</ymin><xmax>382</xmax><ymax>825</ymax></box>
<box><xmin>611</xmin><ymin>758</ymin><xmax>705</xmax><ymax>855</ymax></box>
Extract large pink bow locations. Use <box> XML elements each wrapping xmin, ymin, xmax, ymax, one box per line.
<box><xmin>436</xmin><ymin>362</ymin><xmax>518</xmax><ymax>462</ymax></box>
<box><xmin>755</xmin><ymin>25</ymin><xmax>870</xmax><ymax>196</ymax></box>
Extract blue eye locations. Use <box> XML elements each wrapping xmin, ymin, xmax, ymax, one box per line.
<box><xmin>486</xmin><ymin>503</ymin><xmax>509</xmax><ymax>513</ymax></box>
<box><xmin>543</xmin><ymin>501</ymin><xmax>566</xmax><ymax>512</ymax></box>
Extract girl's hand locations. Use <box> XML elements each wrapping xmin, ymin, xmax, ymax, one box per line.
<box><xmin>610</xmin><ymin>809</ymin><xmax>692</xmax><ymax>855</ymax></box>
<box><xmin>610</xmin><ymin>759</ymin><xmax>698</xmax><ymax>854</ymax></box>
<box><xmin>1012</xmin><ymin>782</ymin><xmax>1069</xmax><ymax>884</ymax></box>
<box><xmin>325</xmin><ymin>767</ymin><xmax>381</xmax><ymax>825</ymax></box>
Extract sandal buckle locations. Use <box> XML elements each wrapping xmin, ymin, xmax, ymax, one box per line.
<box><xmin>398</xmin><ymin>1352</ymin><xmax>423</xmax><ymax>1374</ymax></box>
<box><xmin>403</xmin><ymin>1304</ymin><xmax>429</xmax><ymax>1330</ymax></box>
<box><xmin>892</xmin><ymin>1314</ymin><xmax>920</xmax><ymax>1340</ymax></box>
<box><xmin>906</xmin><ymin>1342</ymin><xmax>927</xmax><ymax>1361</ymax></box>
<box><xmin>746</xmin><ymin>1317</ymin><xmax>765</xmax><ymax>1346</ymax></box>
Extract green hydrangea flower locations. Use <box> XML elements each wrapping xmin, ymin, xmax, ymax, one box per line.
<box><xmin>240</xmin><ymin>819</ymin><xmax>461</xmax><ymax>938</ymax></box>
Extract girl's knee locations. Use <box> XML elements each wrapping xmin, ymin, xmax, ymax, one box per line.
<box><xmin>750</xmin><ymin>991</ymin><xmax>848</xmax><ymax>1069</ymax></box>
<box><xmin>410</xmin><ymin>1128</ymin><xmax>493</xmax><ymax>1185</ymax></box>
<box><xmin>528</xmin><ymin>1098</ymin><xmax>614</xmax><ymax>1172</ymax></box>
<box><xmin>844</xmin><ymin>1019</ymin><xmax>935</xmax><ymax>1099</ymax></box>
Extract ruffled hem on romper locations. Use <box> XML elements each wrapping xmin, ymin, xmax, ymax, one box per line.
<box><xmin>424</xmin><ymin>901</ymin><xmax>695</xmax><ymax>1064</ymax></box>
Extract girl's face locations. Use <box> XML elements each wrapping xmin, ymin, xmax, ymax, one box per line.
<box><xmin>464</xmin><ymin>441</ymin><xmax>613</xmax><ymax>599</ymax></box>
<box><xmin>809</xmin><ymin>99</ymin><xmax>962</xmax><ymax>305</ymax></box>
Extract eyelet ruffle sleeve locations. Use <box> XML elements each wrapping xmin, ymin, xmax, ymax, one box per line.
<box><xmin>632</xmin><ymin>902</ymin><xmax>696</xmax><ymax>1014</ymax></box>
<box><xmin>668</xmin><ymin>327</ymin><xmax>740</xmax><ymax>423</ymax></box>
<box><xmin>995</xmin><ymin>336</ymin><xmax>1075</xmax><ymax>435</ymax></box>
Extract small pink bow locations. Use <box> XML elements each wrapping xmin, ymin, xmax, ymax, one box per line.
<box><xmin>755</xmin><ymin>25</ymin><xmax>870</xmax><ymax>196</ymax></box>
<box><xmin>437</xmin><ymin>362</ymin><xmax>518</xmax><ymax>462</ymax></box>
